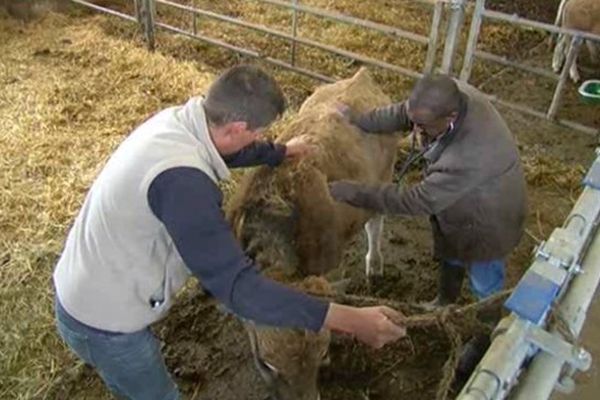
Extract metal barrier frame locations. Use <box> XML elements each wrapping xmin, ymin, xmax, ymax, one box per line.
<box><xmin>70</xmin><ymin>0</ymin><xmax>598</xmax><ymax>136</ymax></box>
<box><xmin>459</xmin><ymin>0</ymin><xmax>600</xmax><ymax>136</ymax></box>
<box><xmin>457</xmin><ymin>150</ymin><xmax>600</xmax><ymax>400</ymax></box>
<box><xmin>70</xmin><ymin>0</ymin><xmax>467</xmax><ymax>82</ymax></box>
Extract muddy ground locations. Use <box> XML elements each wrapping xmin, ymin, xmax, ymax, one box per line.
<box><xmin>3</xmin><ymin>0</ymin><xmax>599</xmax><ymax>399</ymax></box>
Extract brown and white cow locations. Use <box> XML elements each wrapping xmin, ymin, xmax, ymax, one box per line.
<box><xmin>226</xmin><ymin>68</ymin><xmax>401</xmax><ymax>400</ymax></box>
<box><xmin>552</xmin><ymin>0</ymin><xmax>600</xmax><ymax>82</ymax></box>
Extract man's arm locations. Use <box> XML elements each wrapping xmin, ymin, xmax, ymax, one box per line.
<box><xmin>148</xmin><ymin>167</ymin><xmax>327</xmax><ymax>331</ymax></box>
<box><xmin>330</xmin><ymin>162</ymin><xmax>487</xmax><ymax>216</ymax></box>
<box><xmin>223</xmin><ymin>136</ymin><xmax>317</xmax><ymax>168</ymax></box>
<box><xmin>349</xmin><ymin>101</ymin><xmax>412</xmax><ymax>134</ymax></box>
<box><xmin>223</xmin><ymin>141</ymin><xmax>287</xmax><ymax>168</ymax></box>
<box><xmin>148</xmin><ymin>167</ymin><xmax>408</xmax><ymax>347</ymax></box>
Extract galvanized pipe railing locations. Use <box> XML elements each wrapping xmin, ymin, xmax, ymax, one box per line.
<box><xmin>483</xmin><ymin>8</ymin><xmax>600</xmax><ymax>43</ymax></box>
<box><xmin>141</xmin><ymin>0</ymin><xmax>155</xmax><ymax>50</ymax></box>
<box><xmin>70</xmin><ymin>0</ymin><xmax>597</xmax><ymax>136</ymax></box>
<box><xmin>440</xmin><ymin>0</ymin><xmax>466</xmax><ymax>74</ymax></box>
<box><xmin>255</xmin><ymin>0</ymin><xmax>431</xmax><ymax>45</ymax></box>
<box><xmin>156</xmin><ymin>0</ymin><xmax>425</xmax><ymax>79</ymax></box>
<box><xmin>290</xmin><ymin>0</ymin><xmax>299</xmax><ymax>66</ymax></box>
<box><xmin>424</xmin><ymin>0</ymin><xmax>444</xmax><ymax>73</ymax></box>
<box><xmin>460</xmin><ymin>0</ymin><xmax>600</xmax><ymax>136</ymax></box>
<box><xmin>154</xmin><ymin>20</ymin><xmax>335</xmax><ymax>82</ymax></box>
<box><xmin>70</xmin><ymin>0</ymin><xmax>137</xmax><ymax>22</ymax></box>
<box><xmin>474</xmin><ymin>50</ymin><xmax>558</xmax><ymax>80</ymax></box>
<box><xmin>457</xmin><ymin>150</ymin><xmax>600</xmax><ymax>400</ymax></box>
<box><xmin>547</xmin><ymin>36</ymin><xmax>582</xmax><ymax>120</ymax></box>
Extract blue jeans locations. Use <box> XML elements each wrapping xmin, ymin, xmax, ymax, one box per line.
<box><xmin>54</xmin><ymin>297</ymin><xmax>180</xmax><ymax>400</ymax></box>
<box><xmin>445</xmin><ymin>259</ymin><xmax>505</xmax><ymax>300</ymax></box>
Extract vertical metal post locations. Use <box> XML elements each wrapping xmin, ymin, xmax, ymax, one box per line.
<box><xmin>290</xmin><ymin>0</ymin><xmax>299</xmax><ymax>66</ymax></box>
<box><xmin>459</xmin><ymin>0</ymin><xmax>485</xmax><ymax>82</ymax></box>
<box><xmin>141</xmin><ymin>0</ymin><xmax>156</xmax><ymax>51</ymax></box>
<box><xmin>547</xmin><ymin>36</ymin><xmax>582</xmax><ymax>120</ymax></box>
<box><xmin>133</xmin><ymin>0</ymin><xmax>142</xmax><ymax>24</ymax></box>
<box><xmin>440</xmin><ymin>0</ymin><xmax>466</xmax><ymax>75</ymax></box>
<box><xmin>424</xmin><ymin>0</ymin><xmax>444</xmax><ymax>74</ymax></box>
<box><xmin>192</xmin><ymin>11</ymin><xmax>197</xmax><ymax>35</ymax></box>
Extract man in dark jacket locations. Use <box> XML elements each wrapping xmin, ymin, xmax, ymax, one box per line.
<box><xmin>329</xmin><ymin>74</ymin><xmax>527</xmax><ymax>376</ymax></box>
<box><xmin>330</xmin><ymin>74</ymin><xmax>527</xmax><ymax>307</ymax></box>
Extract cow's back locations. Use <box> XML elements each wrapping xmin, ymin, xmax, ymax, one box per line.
<box><xmin>563</xmin><ymin>0</ymin><xmax>600</xmax><ymax>33</ymax></box>
<box><xmin>227</xmin><ymin>69</ymin><xmax>399</xmax><ymax>276</ymax></box>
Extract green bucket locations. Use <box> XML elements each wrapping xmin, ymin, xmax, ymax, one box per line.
<box><xmin>578</xmin><ymin>80</ymin><xmax>600</xmax><ymax>105</ymax></box>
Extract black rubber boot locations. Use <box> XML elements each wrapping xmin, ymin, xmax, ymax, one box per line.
<box><xmin>423</xmin><ymin>261</ymin><xmax>466</xmax><ymax>310</ymax></box>
<box><xmin>455</xmin><ymin>306</ymin><xmax>503</xmax><ymax>385</ymax></box>
<box><xmin>438</xmin><ymin>262</ymin><xmax>467</xmax><ymax>305</ymax></box>
<box><xmin>456</xmin><ymin>334</ymin><xmax>491</xmax><ymax>383</ymax></box>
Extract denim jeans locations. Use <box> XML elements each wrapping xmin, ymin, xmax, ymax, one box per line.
<box><xmin>54</xmin><ymin>297</ymin><xmax>180</xmax><ymax>400</ymax></box>
<box><xmin>444</xmin><ymin>259</ymin><xmax>505</xmax><ymax>299</ymax></box>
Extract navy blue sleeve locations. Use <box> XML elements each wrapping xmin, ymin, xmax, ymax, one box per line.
<box><xmin>223</xmin><ymin>141</ymin><xmax>286</xmax><ymax>168</ymax></box>
<box><xmin>147</xmin><ymin>167</ymin><xmax>328</xmax><ymax>331</ymax></box>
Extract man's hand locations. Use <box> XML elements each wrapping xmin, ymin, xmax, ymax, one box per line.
<box><xmin>284</xmin><ymin>135</ymin><xmax>317</xmax><ymax>160</ymax></box>
<box><xmin>324</xmin><ymin>303</ymin><xmax>407</xmax><ymax>349</ymax></box>
<box><xmin>328</xmin><ymin>180</ymin><xmax>362</xmax><ymax>203</ymax></box>
<box><xmin>334</xmin><ymin>102</ymin><xmax>353</xmax><ymax>122</ymax></box>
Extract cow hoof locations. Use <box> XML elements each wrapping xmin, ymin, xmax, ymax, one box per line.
<box><xmin>570</xmin><ymin>72</ymin><xmax>581</xmax><ymax>83</ymax></box>
<box><xmin>551</xmin><ymin>61</ymin><xmax>561</xmax><ymax>74</ymax></box>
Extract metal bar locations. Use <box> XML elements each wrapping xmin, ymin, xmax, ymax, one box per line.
<box><xmin>459</xmin><ymin>152</ymin><xmax>600</xmax><ymax>400</ymax></box>
<box><xmin>459</xmin><ymin>0</ymin><xmax>485</xmax><ymax>81</ymax></box>
<box><xmin>291</xmin><ymin>0</ymin><xmax>299</xmax><ymax>66</ymax></box>
<box><xmin>424</xmin><ymin>0</ymin><xmax>443</xmax><ymax>73</ymax></box>
<box><xmin>157</xmin><ymin>0</ymin><xmax>423</xmax><ymax>79</ymax></box>
<box><xmin>441</xmin><ymin>0</ymin><xmax>466</xmax><ymax>74</ymax></box>
<box><xmin>70</xmin><ymin>0</ymin><xmax>138</xmax><ymax>21</ymax></box>
<box><xmin>154</xmin><ymin>21</ymin><xmax>335</xmax><ymax>83</ymax></box>
<box><xmin>474</xmin><ymin>50</ymin><xmax>558</xmax><ymax>80</ymax></box>
<box><xmin>550</xmin><ymin>0</ymin><xmax>570</xmax><ymax>45</ymax></box>
<box><xmin>141</xmin><ymin>0</ymin><xmax>156</xmax><ymax>51</ymax></box>
<box><xmin>547</xmin><ymin>36</ymin><xmax>582</xmax><ymax>120</ymax></box>
<box><xmin>253</xmin><ymin>0</ymin><xmax>430</xmax><ymax>44</ymax></box>
<box><xmin>513</xmin><ymin>190</ymin><xmax>600</xmax><ymax>398</ymax></box>
<box><xmin>490</xmin><ymin>97</ymin><xmax>599</xmax><ymax>136</ymax></box>
<box><xmin>482</xmin><ymin>9</ymin><xmax>600</xmax><ymax>43</ymax></box>
<box><xmin>192</xmin><ymin>10</ymin><xmax>197</xmax><ymax>35</ymax></box>
<box><xmin>459</xmin><ymin>317</ymin><xmax>534</xmax><ymax>400</ymax></box>
<box><xmin>133</xmin><ymin>0</ymin><xmax>142</xmax><ymax>24</ymax></box>
<box><xmin>259</xmin><ymin>0</ymin><xmax>451</xmax><ymax>6</ymax></box>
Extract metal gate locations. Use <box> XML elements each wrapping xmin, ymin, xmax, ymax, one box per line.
<box><xmin>459</xmin><ymin>0</ymin><xmax>600</xmax><ymax>135</ymax></box>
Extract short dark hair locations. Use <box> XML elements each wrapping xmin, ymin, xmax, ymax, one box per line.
<box><xmin>409</xmin><ymin>74</ymin><xmax>461</xmax><ymax>119</ymax></box>
<box><xmin>204</xmin><ymin>65</ymin><xmax>287</xmax><ymax>130</ymax></box>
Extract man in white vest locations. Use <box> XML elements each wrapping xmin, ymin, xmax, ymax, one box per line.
<box><xmin>53</xmin><ymin>65</ymin><xmax>407</xmax><ymax>400</ymax></box>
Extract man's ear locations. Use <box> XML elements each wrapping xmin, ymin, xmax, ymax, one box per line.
<box><xmin>227</xmin><ymin>121</ymin><xmax>248</xmax><ymax>135</ymax></box>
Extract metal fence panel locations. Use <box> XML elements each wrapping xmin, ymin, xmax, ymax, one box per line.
<box><xmin>459</xmin><ymin>0</ymin><xmax>600</xmax><ymax>135</ymax></box>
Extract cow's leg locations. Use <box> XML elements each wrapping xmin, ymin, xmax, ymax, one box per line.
<box><xmin>569</xmin><ymin>53</ymin><xmax>581</xmax><ymax>83</ymax></box>
<box><xmin>549</xmin><ymin>0</ymin><xmax>569</xmax><ymax>47</ymax></box>
<box><xmin>552</xmin><ymin>34</ymin><xmax>567</xmax><ymax>73</ymax></box>
<box><xmin>365</xmin><ymin>214</ymin><xmax>384</xmax><ymax>277</ymax></box>
<box><xmin>586</xmin><ymin>40</ymin><xmax>599</xmax><ymax>64</ymax></box>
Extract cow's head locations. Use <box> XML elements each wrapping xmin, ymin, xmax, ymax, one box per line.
<box><xmin>245</xmin><ymin>276</ymin><xmax>332</xmax><ymax>400</ymax></box>
<box><xmin>246</xmin><ymin>323</ymin><xmax>330</xmax><ymax>400</ymax></box>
